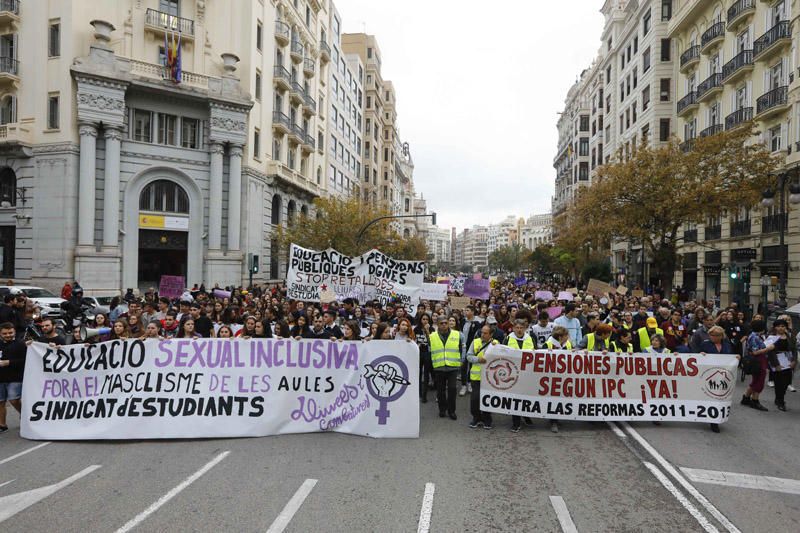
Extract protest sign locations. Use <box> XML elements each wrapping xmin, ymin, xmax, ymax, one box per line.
<box><xmin>616</xmin><ymin>286</ymin><xmax>628</xmax><ymax>295</ymax></box>
<box><xmin>450</xmin><ymin>296</ymin><xmax>471</xmax><ymax>310</ymax></box>
<box><xmin>463</xmin><ymin>278</ymin><xmax>490</xmax><ymax>299</ymax></box>
<box><xmin>489</xmin><ymin>276</ymin><xmax>499</xmax><ymax>289</ymax></box>
<box><xmin>473</xmin><ymin>273</ymin><xmax>482</xmax><ymax>280</ymax></box>
<box><xmin>285</xmin><ymin>244</ymin><xmax>425</xmax><ymax>315</ymax></box>
<box><xmin>418</xmin><ymin>282</ymin><xmax>448</xmax><ymax>302</ymax></box>
<box><xmin>546</xmin><ymin>306</ymin><xmax>564</xmax><ymax>321</ymax></box>
<box><xmin>632</xmin><ymin>289</ymin><xmax>644</xmax><ymax>298</ymax></box>
<box><xmin>557</xmin><ymin>291</ymin><xmax>574</xmax><ymax>302</ymax></box>
<box><xmin>514</xmin><ymin>276</ymin><xmax>527</xmax><ymax>287</ymax></box>
<box><xmin>21</xmin><ymin>339</ymin><xmax>420</xmax><ymax>440</ymax></box>
<box><xmin>212</xmin><ymin>288</ymin><xmax>232</xmax><ymax>300</ymax></box>
<box><xmin>159</xmin><ymin>275</ymin><xmax>185</xmax><ymax>299</ymax></box>
<box><xmin>566</xmin><ymin>287</ymin><xmax>578</xmax><ymax>295</ymax></box>
<box><xmin>436</xmin><ymin>276</ymin><xmax>451</xmax><ymax>286</ymax></box>
<box><xmin>586</xmin><ymin>278</ymin><xmax>613</xmax><ymax>297</ymax></box>
<box><xmin>534</xmin><ymin>290</ymin><xmax>554</xmax><ymax>301</ymax></box>
<box><xmin>479</xmin><ymin>344</ymin><xmax>738</xmax><ymax>423</ymax></box>
<box><xmin>450</xmin><ymin>277</ymin><xmax>465</xmax><ymax>293</ymax></box>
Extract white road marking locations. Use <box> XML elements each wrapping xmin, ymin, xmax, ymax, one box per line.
<box><xmin>0</xmin><ymin>442</ymin><xmax>51</xmax><ymax>466</ymax></box>
<box><xmin>417</xmin><ymin>482</ymin><xmax>435</xmax><ymax>533</ymax></box>
<box><xmin>0</xmin><ymin>465</ymin><xmax>101</xmax><ymax>523</ymax></box>
<box><xmin>0</xmin><ymin>480</ymin><xmax>15</xmax><ymax>489</ymax></box>
<box><xmin>681</xmin><ymin>467</ymin><xmax>800</xmax><ymax>496</ymax></box>
<box><xmin>606</xmin><ymin>421</ymin><xmax>627</xmax><ymax>439</ymax></box>
<box><xmin>549</xmin><ymin>495</ymin><xmax>578</xmax><ymax>533</ymax></box>
<box><xmin>643</xmin><ymin>462</ymin><xmax>719</xmax><ymax>533</ymax></box>
<box><xmin>114</xmin><ymin>451</ymin><xmax>229</xmax><ymax>533</ymax></box>
<box><xmin>266</xmin><ymin>478</ymin><xmax>318</xmax><ymax>533</ymax></box>
<box><xmin>619</xmin><ymin>422</ymin><xmax>741</xmax><ymax>533</ymax></box>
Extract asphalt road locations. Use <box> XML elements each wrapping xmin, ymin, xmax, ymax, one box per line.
<box><xmin>1</xmin><ymin>378</ymin><xmax>798</xmax><ymax>532</ymax></box>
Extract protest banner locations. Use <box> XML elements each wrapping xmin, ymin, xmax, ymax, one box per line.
<box><xmin>418</xmin><ymin>282</ymin><xmax>448</xmax><ymax>302</ymax></box>
<box><xmin>463</xmin><ymin>278</ymin><xmax>490</xmax><ymax>299</ymax></box>
<box><xmin>557</xmin><ymin>291</ymin><xmax>574</xmax><ymax>302</ymax></box>
<box><xmin>473</xmin><ymin>273</ymin><xmax>482</xmax><ymax>280</ymax></box>
<box><xmin>450</xmin><ymin>277</ymin><xmax>465</xmax><ymax>293</ymax></box>
<box><xmin>514</xmin><ymin>276</ymin><xmax>527</xmax><ymax>287</ymax></box>
<box><xmin>534</xmin><ymin>290</ymin><xmax>554</xmax><ymax>301</ymax></box>
<box><xmin>546</xmin><ymin>306</ymin><xmax>564</xmax><ymax>321</ymax></box>
<box><xmin>450</xmin><ymin>296</ymin><xmax>471</xmax><ymax>310</ymax></box>
<box><xmin>479</xmin><ymin>344</ymin><xmax>738</xmax><ymax>423</ymax></box>
<box><xmin>586</xmin><ymin>278</ymin><xmax>613</xmax><ymax>297</ymax></box>
<box><xmin>285</xmin><ymin>244</ymin><xmax>425</xmax><ymax>315</ymax></box>
<box><xmin>566</xmin><ymin>287</ymin><xmax>578</xmax><ymax>295</ymax></box>
<box><xmin>158</xmin><ymin>275</ymin><xmax>185</xmax><ymax>299</ymax></box>
<box><xmin>21</xmin><ymin>339</ymin><xmax>420</xmax><ymax>440</ymax></box>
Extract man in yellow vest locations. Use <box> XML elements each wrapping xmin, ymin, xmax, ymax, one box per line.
<box><xmin>505</xmin><ymin>319</ymin><xmax>535</xmax><ymax>432</ymax></box>
<box><xmin>466</xmin><ymin>324</ymin><xmax>498</xmax><ymax>429</ymax></box>
<box><xmin>429</xmin><ymin>315</ymin><xmax>463</xmax><ymax>420</ymax></box>
<box><xmin>635</xmin><ymin>317</ymin><xmax>664</xmax><ymax>352</ymax></box>
<box><xmin>611</xmin><ymin>329</ymin><xmax>634</xmax><ymax>353</ymax></box>
<box><xmin>577</xmin><ymin>323</ymin><xmax>613</xmax><ymax>351</ymax></box>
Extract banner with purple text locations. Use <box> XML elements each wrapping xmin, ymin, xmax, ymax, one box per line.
<box><xmin>479</xmin><ymin>345</ymin><xmax>738</xmax><ymax>423</ymax></box>
<box><xmin>21</xmin><ymin>339</ymin><xmax>420</xmax><ymax>440</ymax></box>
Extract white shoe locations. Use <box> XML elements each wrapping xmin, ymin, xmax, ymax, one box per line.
<box><xmin>768</xmin><ymin>381</ymin><xmax>775</xmax><ymax>387</ymax></box>
<box><xmin>788</xmin><ymin>385</ymin><xmax>797</xmax><ymax>392</ymax></box>
<box><xmin>467</xmin><ymin>383</ymin><xmax>473</xmax><ymax>393</ymax></box>
<box><xmin>458</xmin><ymin>385</ymin><xmax>467</xmax><ymax>396</ymax></box>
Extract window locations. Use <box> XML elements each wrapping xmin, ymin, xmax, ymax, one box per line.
<box><xmin>0</xmin><ymin>167</ymin><xmax>16</xmax><ymax>207</ymax></box>
<box><xmin>634</xmin><ymin>37</ymin><xmax>639</xmax><ymax>54</ymax></box>
<box><xmin>367</xmin><ymin>47</ymin><xmax>373</xmax><ymax>59</ymax></box>
<box><xmin>579</xmin><ymin>115</ymin><xmax>590</xmax><ymax>131</ymax></box>
<box><xmin>620</xmin><ymin>81</ymin><xmax>625</xmax><ymax>102</ymax></box>
<box><xmin>159</xmin><ymin>0</ymin><xmax>179</xmax><ymax>16</ymax></box>
<box><xmin>661</xmin><ymin>39</ymin><xmax>671</xmax><ymax>61</ymax></box>
<box><xmin>133</xmin><ymin>110</ymin><xmax>153</xmax><ymax>142</ymax></box>
<box><xmin>366</xmin><ymin>96</ymin><xmax>372</xmax><ymax>109</ymax></box>
<box><xmin>0</xmin><ymin>95</ymin><xmax>15</xmax><ymax>125</ymax></box>
<box><xmin>579</xmin><ymin>138</ymin><xmax>589</xmax><ymax>156</ymax></box>
<box><xmin>253</xmin><ymin>128</ymin><xmax>260</xmax><ymax>159</ymax></box>
<box><xmin>643</xmin><ymin>9</ymin><xmax>652</xmax><ymax>35</ymax></box>
<box><xmin>659</xmin><ymin>118</ymin><xmax>670</xmax><ymax>141</ymax></box>
<box><xmin>139</xmin><ymin>180</ymin><xmax>189</xmax><ymax>213</ymax></box>
<box><xmin>47</xmin><ymin>93</ymin><xmax>59</xmax><ymax>129</ymax></box>
<box><xmin>633</xmin><ymin>67</ymin><xmax>638</xmax><ymax>89</ymax></box>
<box><xmin>255</xmin><ymin>69</ymin><xmax>262</xmax><ymax>100</ymax></box>
<box><xmin>158</xmin><ymin>113</ymin><xmax>177</xmax><ymax>145</ymax></box>
<box><xmin>181</xmin><ymin>117</ymin><xmax>199</xmax><ymax>149</ymax></box>
<box><xmin>642</xmin><ymin>85</ymin><xmax>650</xmax><ymax>110</ymax></box>
<box><xmin>48</xmin><ymin>21</ymin><xmax>60</xmax><ymax>57</ymax></box>
<box><xmin>660</xmin><ymin>78</ymin><xmax>671</xmax><ymax>101</ymax></box>
<box><xmin>661</xmin><ymin>0</ymin><xmax>672</xmax><ymax>21</ymax></box>
<box><xmin>256</xmin><ymin>20</ymin><xmax>263</xmax><ymax>51</ymax></box>
<box><xmin>642</xmin><ymin>47</ymin><xmax>651</xmax><ymax>72</ymax></box>
<box><xmin>769</xmin><ymin>125</ymin><xmax>782</xmax><ymax>152</ymax></box>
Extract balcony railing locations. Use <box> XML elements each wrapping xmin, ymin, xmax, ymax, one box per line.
<box><xmin>272</xmin><ymin>111</ymin><xmax>290</xmax><ymax>129</ymax></box>
<box><xmin>303</xmin><ymin>93</ymin><xmax>316</xmax><ymax>111</ymax></box>
<box><xmin>730</xmin><ymin>219</ymin><xmax>751</xmax><ymax>237</ymax></box>
<box><xmin>725</xmin><ymin>107</ymin><xmax>752</xmax><ymax>130</ymax></box>
<box><xmin>304</xmin><ymin>133</ymin><xmax>316</xmax><ymax>149</ymax></box>
<box><xmin>145</xmin><ymin>8</ymin><xmax>195</xmax><ymax>36</ymax></box>
<box><xmin>754</xmin><ymin>20</ymin><xmax>791</xmax><ymax>58</ymax></box>
<box><xmin>275</xmin><ymin>21</ymin><xmax>290</xmax><ymax>43</ymax></box>
<box><xmin>0</xmin><ymin>55</ymin><xmax>18</xmax><ymax>75</ymax></box>
<box><xmin>727</xmin><ymin>0</ymin><xmax>755</xmax><ymax>28</ymax></box>
<box><xmin>762</xmin><ymin>213</ymin><xmax>788</xmax><ymax>234</ymax></box>
<box><xmin>273</xmin><ymin>65</ymin><xmax>292</xmax><ymax>88</ymax></box>
<box><xmin>290</xmin><ymin>81</ymin><xmax>304</xmax><ymax>96</ymax></box>
<box><xmin>701</xmin><ymin>22</ymin><xmax>725</xmax><ymax>49</ymax></box>
<box><xmin>697</xmin><ymin>73</ymin><xmax>722</xmax><ymax>99</ymax></box>
<box><xmin>290</xmin><ymin>40</ymin><xmax>304</xmax><ymax>58</ymax></box>
<box><xmin>291</xmin><ymin>123</ymin><xmax>305</xmax><ymax>139</ymax></box>
<box><xmin>756</xmin><ymin>86</ymin><xmax>788</xmax><ymax>115</ymax></box>
<box><xmin>683</xmin><ymin>229</ymin><xmax>698</xmax><ymax>243</ymax></box>
<box><xmin>680</xmin><ymin>45</ymin><xmax>701</xmax><ymax>67</ymax></box>
<box><xmin>319</xmin><ymin>40</ymin><xmax>331</xmax><ymax>60</ymax></box>
<box><xmin>700</xmin><ymin>124</ymin><xmax>723</xmax><ymax>138</ymax></box>
<box><xmin>677</xmin><ymin>91</ymin><xmax>698</xmax><ymax>114</ymax></box>
<box><xmin>303</xmin><ymin>57</ymin><xmax>315</xmax><ymax>75</ymax></box>
<box><xmin>721</xmin><ymin>49</ymin><xmax>753</xmax><ymax>81</ymax></box>
<box><xmin>0</xmin><ymin>0</ymin><xmax>19</xmax><ymax>15</ymax></box>
<box><xmin>704</xmin><ymin>225</ymin><xmax>722</xmax><ymax>240</ymax></box>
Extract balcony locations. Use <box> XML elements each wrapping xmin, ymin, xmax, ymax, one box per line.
<box><xmin>0</xmin><ymin>0</ymin><xmax>20</xmax><ymax>27</ymax></box>
<box><xmin>700</xmin><ymin>22</ymin><xmax>725</xmax><ymax>53</ymax></box>
<box><xmin>704</xmin><ymin>225</ymin><xmax>722</xmax><ymax>240</ymax></box>
<box><xmin>762</xmin><ymin>213</ymin><xmax>788</xmax><ymax>234</ymax></box>
<box><xmin>303</xmin><ymin>57</ymin><xmax>315</xmax><ymax>78</ymax></box>
<box><xmin>303</xmin><ymin>93</ymin><xmax>316</xmax><ymax>116</ymax></box>
<box><xmin>683</xmin><ymin>229</ymin><xmax>698</xmax><ymax>243</ymax></box>
<box><xmin>0</xmin><ymin>121</ymin><xmax>32</xmax><ymax>146</ymax></box>
<box><xmin>699</xmin><ymin>124</ymin><xmax>723</xmax><ymax>138</ymax></box>
<box><xmin>680</xmin><ymin>45</ymin><xmax>701</xmax><ymax>72</ymax></box>
<box><xmin>273</xmin><ymin>66</ymin><xmax>292</xmax><ymax>91</ymax></box>
<box><xmin>289</xmin><ymin>81</ymin><xmax>305</xmax><ymax>104</ymax></box>
<box><xmin>730</xmin><ymin>219</ymin><xmax>751</xmax><ymax>237</ymax></box>
<box><xmin>145</xmin><ymin>8</ymin><xmax>195</xmax><ymax>39</ymax></box>
<box><xmin>696</xmin><ymin>73</ymin><xmax>723</xmax><ymax>101</ymax></box>
<box><xmin>756</xmin><ymin>86</ymin><xmax>789</xmax><ymax>118</ymax></box>
<box><xmin>680</xmin><ymin>139</ymin><xmax>695</xmax><ymax>153</ymax></box>
<box><xmin>272</xmin><ymin>111</ymin><xmax>291</xmax><ymax>135</ymax></box>
<box><xmin>721</xmin><ymin>49</ymin><xmax>753</xmax><ymax>83</ymax></box>
<box><xmin>301</xmin><ymin>132</ymin><xmax>315</xmax><ymax>153</ymax></box>
<box><xmin>266</xmin><ymin>160</ymin><xmax>321</xmax><ymax>198</ymax></box>
<box><xmin>319</xmin><ymin>40</ymin><xmax>331</xmax><ymax>63</ymax></box>
<box><xmin>275</xmin><ymin>21</ymin><xmax>290</xmax><ymax>46</ymax></box>
<box><xmin>677</xmin><ymin>91</ymin><xmax>698</xmax><ymax>116</ymax></box>
<box><xmin>289</xmin><ymin>123</ymin><xmax>304</xmax><ymax>144</ymax></box>
<box><xmin>0</xmin><ymin>56</ymin><xmax>19</xmax><ymax>85</ymax></box>
<box><xmin>727</xmin><ymin>0</ymin><xmax>755</xmax><ymax>32</ymax></box>
<box><xmin>725</xmin><ymin>107</ymin><xmax>752</xmax><ymax>130</ymax></box>
<box><xmin>290</xmin><ymin>40</ymin><xmax>304</xmax><ymax>63</ymax></box>
<box><xmin>753</xmin><ymin>21</ymin><xmax>791</xmax><ymax>62</ymax></box>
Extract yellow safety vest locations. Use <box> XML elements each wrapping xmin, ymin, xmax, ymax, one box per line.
<box><xmin>611</xmin><ymin>341</ymin><xmax>633</xmax><ymax>353</ymax></box>
<box><xmin>430</xmin><ymin>330</ymin><xmax>462</xmax><ymax>369</ymax></box>
<box><xmin>637</xmin><ymin>327</ymin><xmax>664</xmax><ymax>350</ymax></box>
<box><xmin>545</xmin><ymin>339</ymin><xmax>573</xmax><ymax>350</ymax></box>
<box><xmin>586</xmin><ymin>333</ymin><xmax>610</xmax><ymax>351</ymax></box>
<box><xmin>469</xmin><ymin>338</ymin><xmax>498</xmax><ymax>381</ymax></box>
<box><xmin>506</xmin><ymin>335</ymin><xmax>534</xmax><ymax>350</ymax></box>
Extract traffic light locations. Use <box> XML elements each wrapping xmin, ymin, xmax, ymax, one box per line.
<box><xmin>251</xmin><ymin>254</ymin><xmax>259</xmax><ymax>273</ymax></box>
<box><xmin>729</xmin><ymin>266</ymin><xmax>739</xmax><ymax>280</ymax></box>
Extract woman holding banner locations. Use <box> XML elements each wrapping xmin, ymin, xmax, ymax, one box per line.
<box><xmin>415</xmin><ymin>313</ymin><xmax>433</xmax><ymax>403</ymax></box>
<box><xmin>109</xmin><ymin>319</ymin><xmax>131</xmax><ymax>340</ymax></box>
<box><xmin>699</xmin><ymin>326</ymin><xmax>737</xmax><ymax>433</ymax></box>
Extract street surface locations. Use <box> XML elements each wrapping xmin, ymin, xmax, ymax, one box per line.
<box><xmin>1</xmin><ymin>379</ymin><xmax>798</xmax><ymax>532</ymax></box>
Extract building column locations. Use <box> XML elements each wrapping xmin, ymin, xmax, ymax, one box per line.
<box><xmin>102</xmin><ymin>126</ymin><xmax>122</xmax><ymax>248</ymax></box>
<box><xmin>227</xmin><ymin>144</ymin><xmax>243</xmax><ymax>251</ymax></box>
<box><xmin>78</xmin><ymin>122</ymin><xmax>98</xmax><ymax>247</ymax></box>
<box><xmin>208</xmin><ymin>141</ymin><xmax>224</xmax><ymax>250</ymax></box>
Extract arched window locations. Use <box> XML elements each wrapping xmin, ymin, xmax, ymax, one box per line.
<box><xmin>139</xmin><ymin>179</ymin><xmax>189</xmax><ymax>213</ymax></box>
<box><xmin>403</xmin><ymin>228</ymin><xmax>410</xmax><ymax>238</ymax></box>
<box><xmin>300</xmin><ymin>204</ymin><xmax>308</xmax><ymax>217</ymax></box>
<box><xmin>287</xmin><ymin>200</ymin><xmax>296</xmax><ymax>226</ymax></box>
<box><xmin>271</xmin><ymin>194</ymin><xmax>282</xmax><ymax>225</ymax></box>
<box><xmin>0</xmin><ymin>95</ymin><xmax>16</xmax><ymax>125</ymax></box>
<box><xmin>316</xmin><ymin>167</ymin><xmax>321</xmax><ymax>184</ymax></box>
<box><xmin>0</xmin><ymin>167</ymin><xmax>15</xmax><ymax>207</ymax></box>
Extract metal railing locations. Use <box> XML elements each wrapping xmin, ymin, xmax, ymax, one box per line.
<box><xmin>677</xmin><ymin>91</ymin><xmax>697</xmax><ymax>114</ymax></box>
<box><xmin>290</xmin><ymin>81</ymin><xmax>305</xmax><ymax>96</ymax></box>
<box><xmin>290</xmin><ymin>40</ymin><xmax>303</xmax><ymax>57</ymax></box>
<box><xmin>725</xmin><ymin>107</ymin><xmax>752</xmax><ymax>129</ymax></box>
<box><xmin>730</xmin><ymin>219</ymin><xmax>751</xmax><ymax>237</ymax></box>
<box><xmin>756</xmin><ymin>86</ymin><xmax>788</xmax><ymax>115</ymax></box>
<box><xmin>273</xmin><ymin>65</ymin><xmax>291</xmax><ymax>83</ymax></box>
<box><xmin>754</xmin><ymin>20</ymin><xmax>791</xmax><ymax>58</ymax></box>
<box><xmin>304</xmin><ymin>133</ymin><xmax>315</xmax><ymax>149</ymax></box>
<box><xmin>275</xmin><ymin>21</ymin><xmax>290</xmax><ymax>42</ymax></box>
<box><xmin>319</xmin><ymin>40</ymin><xmax>331</xmax><ymax>58</ymax></box>
<box><xmin>304</xmin><ymin>94</ymin><xmax>316</xmax><ymax>111</ymax></box>
<box><xmin>700</xmin><ymin>124</ymin><xmax>723</xmax><ymax>138</ymax></box>
<box><xmin>762</xmin><ymin>213</ymin><xmax>788</xmax><ymax>234</ymax></box>
<box><xmin>701</xmin><ymin>21</ymin><xmax>725</xmax><ymax>48</ymax></box>
<box><xmin>704</xmin><ymin>225</ymin><xmax>722</xmax><ymax>240</ymax></box>
<box><xmin>0</xmin><ymin>56</ymin><xmax>18</xmax><ymax>75</ymax></box>
<box><xmin>727</xmin><ymin>0</ymin><xmax>755</xmax><ymax>27</ymax></box>
<box><xmin>722</xmin><ymin>49</ymin><xmax>753</xmax><ymax>80</ymax></box>
<box><xmin>145</xmin><ymin>8</ymin><xmax>195</xmax><ymax>36</ymax></box>
<box><xmin>272</xmin><ymin>111</ymin><xmax>290</xmax><ymax>128</ymax></box>
<box><xmin>680</xmin><ymin>45</ymin><xmax>700</xmax><ymax>67</ymax></box>
<box><xmin>0</xmin><ymin>0</ymin><xmax>19</xmax><ymax>15</ymax></box>
<box><xmin>303</xmin><ymin>57</ymin><xmax>315</xmax><ymax>73</ymax></box>
<box><xmin>697</xmin><ymin>73</ymin><xmax>722</xmax><ymax>99</ymax></box>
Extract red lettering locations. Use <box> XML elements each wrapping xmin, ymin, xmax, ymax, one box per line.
<box><xmin>520</xmin><ymin>352</ymin><xmax>534</xmax><ymax>371</ymax></box>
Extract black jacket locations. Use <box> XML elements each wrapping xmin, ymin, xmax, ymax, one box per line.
<box><xmin>0</xmin><ymin>338</ymin><xmax>27</xmax><ymax>383</ymax></box>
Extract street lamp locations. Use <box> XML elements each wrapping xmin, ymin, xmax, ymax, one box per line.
<box><xmin>761</xmin><ymin>172</ymin><xmax>800</xmax><ymax>308</ymax></box>
<box><xmin>355</xmin><ymin>212</ymin><xmax>436</xmax><ymax>247</ymax></box>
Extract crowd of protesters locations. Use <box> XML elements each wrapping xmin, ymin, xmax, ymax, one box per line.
<box><xmin>0</xmin><ymin>277</ymin><xmax>796</xmax><ymax>435</ymax></box>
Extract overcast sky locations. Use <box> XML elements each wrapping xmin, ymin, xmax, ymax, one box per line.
<box><xmin>333</xmin><ymin>0</ymin><xmax>604</xmax><ymax>232</ymax></box>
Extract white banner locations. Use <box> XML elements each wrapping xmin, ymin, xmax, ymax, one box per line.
<box><xmin>418</xmin><ymin>282</ymin><xmax>448</xmax><ymax>302</ymax></box>
<box><xmin>480</xmin><ymin>345</ymin><xmax>738</xmax><ymax>423</ymax></box>
<box><xmin>286</xmin><ymin>244</ymin><xmax>425</xmax><ymax>315</ymax></box>
<box><xmin>21</xmin><ymin>339</ymin><xmax>420</xmax><ymax>440</ymax></box>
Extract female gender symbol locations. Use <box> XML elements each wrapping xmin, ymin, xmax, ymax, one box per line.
<box><xmin>364</xmin><ymin>355</ymin><xmax>410</xmax><ymax>425</ymax></box>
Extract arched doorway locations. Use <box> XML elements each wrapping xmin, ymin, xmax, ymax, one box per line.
<box><xmin>287</xmin><ymin>199</ymin><xmax>296</xmax><ymax>226</ymax></box>
<box><xmin>136</xmin><ymin>179</ymin><xmax>190</xmax><ymax>287</ymax></box>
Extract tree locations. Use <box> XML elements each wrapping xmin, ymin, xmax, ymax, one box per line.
<box><xmin>557</xmin><ymin>125</ymin><xmax>778</xmax><ymax>292</ymax></box>
<box><xmin>276</xmin><ymin>196</ymin><xmax>428</xmax><ymax>260</ymax></box>
<box><xmin>488</xmin><ymin>243</ymin><xmax>528</xmax><ymax>273</ymax></box>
